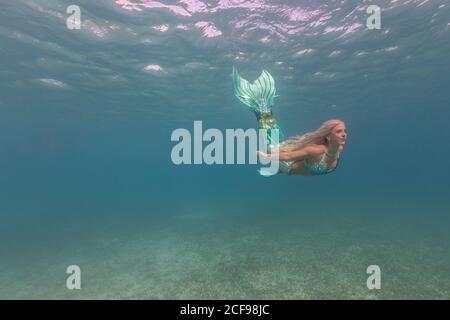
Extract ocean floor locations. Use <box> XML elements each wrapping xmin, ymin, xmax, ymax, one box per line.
<box><xmin>1</xmin><ymin>203</ymin><xmax>449</xmax><ymax>299</ymax></box>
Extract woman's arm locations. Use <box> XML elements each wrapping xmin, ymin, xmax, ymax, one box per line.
<box><xmin>258</xmin><ymin>145</ymin><xmax>322</xmax><ymax>161</ymax></box>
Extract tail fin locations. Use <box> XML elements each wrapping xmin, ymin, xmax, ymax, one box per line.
<box><xmin>232</xmin><ymin>66</ymin><xmax>278</xmax><ymax>113</ymax></box>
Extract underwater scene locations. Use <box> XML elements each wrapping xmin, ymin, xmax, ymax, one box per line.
<box><xmin>0</xmin><ymin>0</ymin><xmax>449</xmax><ymax>299</ymax></box>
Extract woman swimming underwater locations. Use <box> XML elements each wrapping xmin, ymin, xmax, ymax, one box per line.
<box><xmin>232</xmin><ymin>67</ymin><xmax>347</xmax><ymax>177</ymax></box>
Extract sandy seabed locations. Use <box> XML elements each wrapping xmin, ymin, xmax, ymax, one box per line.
<box><xmin>1</xmin><ymin>206</ymin><xmax>449</xmax><ymax>299</ymax></box>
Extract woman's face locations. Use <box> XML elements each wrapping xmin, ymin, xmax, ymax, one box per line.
<box><xmin>328</xmin><ymin>123</ymin><xmax>347</xmax><ymax>145</ymax></box>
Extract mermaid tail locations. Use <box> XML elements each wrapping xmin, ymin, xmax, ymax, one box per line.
<box><xmin>232</xmin><ymin>66</ymin><xmax>284</xmax><ymax>148</ymax></box>
<box><xmin>232</xmin><ymin>67</ymin><xmax>284</xmax><ymax>176</ymax></box>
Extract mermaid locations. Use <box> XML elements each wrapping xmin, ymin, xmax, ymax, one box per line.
<box><xmin>232</xmin><ymin>67</ymin><xmax>347</xmax><ymax>177</ymax></box>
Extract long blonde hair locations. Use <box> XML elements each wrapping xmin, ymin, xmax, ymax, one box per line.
<box><xmin>280</xmin><ymin>119</ymin><xmax>345</xmax><ymax>151</ymax></box>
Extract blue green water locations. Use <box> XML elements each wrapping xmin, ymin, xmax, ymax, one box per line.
<box><xmin>1</xmin><ymin>0</ymin><xmax>449</xmax><ymax>299</ymax></box>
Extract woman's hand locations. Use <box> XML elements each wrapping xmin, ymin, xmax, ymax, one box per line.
<box><xmin>257</xmin><ymin>150</ymin><xmax>278</xmax><ymax>159</ymax></box>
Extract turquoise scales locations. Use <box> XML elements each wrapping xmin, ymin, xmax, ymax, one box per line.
<box><xmin>232</xmin><ymin>67</ymin><xmax>284</xmax><ymax>148</ymax></box>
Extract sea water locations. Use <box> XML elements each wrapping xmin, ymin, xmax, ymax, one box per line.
<box><xmin>0</xmin><ymin>0</ymin><xmax>449</xmax><ymax>299</ymax></box>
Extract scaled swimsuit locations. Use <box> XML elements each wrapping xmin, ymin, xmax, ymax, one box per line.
<box><xmin>277</xmin><ymin>151</ymin><xmax>340</xmax><ymax>176</ymax></box>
